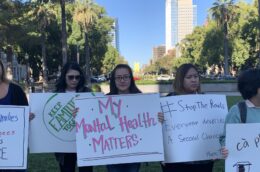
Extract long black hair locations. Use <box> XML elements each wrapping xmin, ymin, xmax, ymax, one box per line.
<box><xmin>108</xmin><ymin>64</ymin><xmax>141</xmax><ymax>95</ymax></box>
<box><xmin>55</xmin><ymin>62</ymin><xmax>90</xmax><ymax>92</ymax></box>
<box><xmin>0</xmin><ymin>59</ymin><xmax>7</xmax><ymax>82</ymax></box>
<box><xmin>238</xmin><ymin>68</ymin><xmax>260</xmax><ymax>100</ymax></box>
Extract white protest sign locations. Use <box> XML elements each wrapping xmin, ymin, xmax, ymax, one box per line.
<box><xmin>75</xmin><ymin>93</ymin><xmax>164</xmax><ymax>166</ymax></box>
<box><xmin>0</xmin><ymin>105</ymin><xmax>29</xmax><ymax>169</ymax></box>
<box><xmin>29</xmin><ymin>92</ymin><xmax>103</xmax><ymax>153</ymax></box>
<box><xmin>226</xmin><ymin>123</ymin><xmax>260</xmax><ymax>172</ymax></box>
<box><xmin>160</xmin><ymin>94</ymin><xmax>228</xmax><ymax>163</ymax></box>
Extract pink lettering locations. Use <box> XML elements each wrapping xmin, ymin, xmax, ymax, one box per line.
<box><xmin>92</xmin><ymin>134</ymin><xmax>139</xmax><ymax>154</ymax></box>
<box><xmin>76</xmin><ymin>118</ymin><xmax>88</xmax><ymax>139</ymax></box>
<box><xmin>98</xmin><ymin>96</ymin><xmax>122</xmax><ymax>118</ymax></box>
<box><xmin>76</xmin><ymin>115</ymin><xmax>115</xmax><ymax>139</ymax></box>
<box><xmin>118</xmin><ymin>113</ymin><xmax>157</xmax><ymax>133</ymax></box>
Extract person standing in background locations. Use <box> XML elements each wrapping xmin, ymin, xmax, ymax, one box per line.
<box><xmin>161</xmin><ymin>63</ymin><xmax>214</xmax><ymax>172</ymax></box>
<box><xmin>0</xmin><ymin>59</ymin><xmax>29</xmax><ymax>172</ymax></box>
<box><xmin>220</xmin><ymin>68</ymin><xmax>260</xmax><ymax>159</ymax></box>
<box><xmin>54</xmin><ymin>61</ymin><xmax>93</xmax><ymax>172</ymax></box>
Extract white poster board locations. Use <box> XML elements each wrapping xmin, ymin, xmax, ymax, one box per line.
<box><xmin>75</xmin><ymin>93</ymin><xmax>164</xmax><ymax>166</ymax></box>
<box><xmin>0</xmin><ymin>105</ymin><xmax>29</xmax><ymax>169</ymax></box>
<box><xmin>226</xmin><ymin>123</ymin><xmax>260</xmax><ymax>172</ymax></box>
<box><xmin>160</xmin><ymin>94</ymin><xmax>228</xmax><ymax>162</ymax></box>
<box><xmin>29</xmin><ymin>92</ymin><xmax>103</xmax><ymax>153</ymax></box>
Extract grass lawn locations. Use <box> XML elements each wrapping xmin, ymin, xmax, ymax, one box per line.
<box><xmin>28</xmin><ymin>96</ymin><xmax>242</xmax><ymax>172</ymax></box>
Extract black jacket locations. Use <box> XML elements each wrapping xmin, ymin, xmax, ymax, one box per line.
<box><xmin>9</xmin><ymin>82</ymin><xmax>28</xmax><ymax>106</ymax></box>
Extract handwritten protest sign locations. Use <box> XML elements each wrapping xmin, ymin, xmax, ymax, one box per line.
<box><xmin>160</xmin><ymin>94</ymin><xmax>228</xmax><ymax>162</ymax></box>
<box><xmin>226</xmin><ymin>123</ymin><xmax>260</xmax><ymax>172</ymax></box>
<box><xmin>75</xmin><ymin>93</ymin><xmax>164</xmax><ymax>166</ymax></box>
<box><xmin>0</xmin><ymin>105</ymin><xmax>29</xmax><ymax>169</ymax></box>
<box><xmin>29</xmin><ymin>92</ymin><xmax>103</xmax><ymax>153</ymax></box>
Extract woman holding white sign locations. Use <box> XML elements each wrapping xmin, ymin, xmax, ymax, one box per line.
<box><xmin>0</xmin><ymin>60</ymin><xmax>29</xmax><ymax>172</ymax></box>
<box><xmin>161</xmin><ymin>63</ymin><xmax>214</xmax><ymax>172</ymax></box>
<box><xmin>54</xmin><ymin>62</ymin><xmax>93</xmax><ymax>172</ymax></box>
<box><xmin>0</xmin><ymin>60</ymin><xmax>28</xmax><ymax>106</ymax></box>
<box><xmin>220</xmin><ymin>69</ymin><xmax>260</xmax><ymax>158</ymax></box>
<box><xmin>106</xmin><ymin>64</ymin><xmax>142</xmax><ymax>172</ymax></box>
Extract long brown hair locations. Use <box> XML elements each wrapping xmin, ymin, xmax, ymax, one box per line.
<box><xmin>0</xmin><ymin>60</ymin><xmax>7</xmax><ymax>82</ymax></box>
<box><xmin>173</xmin><ymin>63</ymin><xmax>201</xmax><ymax>94</ymax></box>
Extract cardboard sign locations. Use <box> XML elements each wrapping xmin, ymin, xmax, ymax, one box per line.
<box><xmin>160</xmin><ymin>94</ymin><xmax>228</xmax><ymax>162</ymax></box>
<box><xmin>0</xmin><ymin>105</ymin><xmax>29</xmax><ymax>169</ymax></box>
<box><xmin>75</xmin><ymin>93</ymin><xmax>164</xmax><ymax>166</ymax></box>
<box><xmin>29</xmin><ymin>92</ymin><xmax>103</xmax><ymax>153</ymax></box>
<box><xmin>226</xmin><ymin>123</ymin><xmax>260</xmax><ymax>172</ymax></box>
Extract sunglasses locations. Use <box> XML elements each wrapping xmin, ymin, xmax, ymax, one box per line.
<box><xmin>67</xmin><ymin>75</ymin><xmax>81</xmax><ymax>81</ymax></box>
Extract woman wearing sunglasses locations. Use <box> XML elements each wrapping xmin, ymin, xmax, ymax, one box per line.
<box><xmin>54</xmin><ymin>62</ymin><xmax>93</xmax><ymax>172</ymax></box>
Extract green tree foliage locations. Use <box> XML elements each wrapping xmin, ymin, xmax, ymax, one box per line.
<box><xmin>210</xmin><ymin>0</ymin><xmax>238</xmax><ymax>75</ymax></box>
<box><xmin>0</xmin><ymin>0</ymin><xmax>25</xmax><ymax>59</ymax></box>
<box><xmin>73</xmin><ymin>0</ymin><xmax>113</xmax><ymax>83</ymax></box>
<box><xmin>102</xmin><ymin>46</ymin><xmax>127</xmax><ymax>74</ymax></box>
<box><xmin>0</xmin><ymin>0</ymin><xmax>114</xmax><ymax>82</ymax></box>
<box><xmin>180</xmin><ymin>1</ymin><xmax>259</xmax><ymax>72</ymax></box>
<box><xmin>27</xmin><ymin>2</ymin><xmax>56</xmax><ymax>86</ymax></box>
<box><xmin>144</xmin><ymin>53</ymin><xmax>175</xmax><ymax>74</ymax></box>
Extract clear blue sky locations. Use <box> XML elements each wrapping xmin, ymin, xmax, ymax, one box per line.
<box><xmin>95</xmin><ymin>0</ymin><xmax>252</xmax><ymax>67</ymax></box>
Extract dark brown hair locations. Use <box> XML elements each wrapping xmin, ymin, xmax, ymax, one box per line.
<box><xmin>108</xmin><ymin>64</ymin><xmax>141</xmax><ymax>95</ymax></box>
<box><xmin>0</xmin><ymin>60</ymin><xmax>7</xmax><ymax>82</ymax></box>
<box><xmin>55</xmin><ymin>61</ymin><xmax>90</xmax><ymax>92</ymax></box>
<box><xmin>173</xmin><ymin>63</ymin><xmax>200</xmax><ymax>94</ymax></box>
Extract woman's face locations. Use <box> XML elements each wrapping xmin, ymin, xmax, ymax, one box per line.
<box><xmin>114</xmin><ymin>67</ymin><xmax>131</xmax><ymax>94</ymax></box>
<box><xmin>65</xmin><ymin>69</ymin><xmax>81</xmax><ymax>91</ymax></box>
<box><xmin>183</xmin><ymin>67</ymin><xmax>199</xmax><ymax>94</ymax></box>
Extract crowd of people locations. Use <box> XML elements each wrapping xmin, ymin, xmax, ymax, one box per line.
<box><xmin>1</xmin><ymin>58</ymin><xmax>260</xmax><ymax>172</ymax></box>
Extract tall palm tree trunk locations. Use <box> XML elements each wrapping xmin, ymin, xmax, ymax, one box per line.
<box><xmin>223</xmin><ymin>22</ymin><xmax>229</xmax><ymax>76</ymax></box>
<box><xmin>84</xmin><ymin>32</ymin><xmax>91</xmax><ymax>85</ymax></box>
<box><xmin>41</xmin><ymin>32</ymin><xmax>48</xmax><ymax>91</ymax></box>
<box><xmin>60</xmin><ymin>0</ymin><xmax>67</xmax><ymax>66</ymax></box>
<box><xmin>256</xmin><ymin>0</ymin><xmax>260</xmax><ymax>67</ymax></box>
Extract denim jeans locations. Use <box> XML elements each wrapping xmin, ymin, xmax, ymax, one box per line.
<box><xmin>107</xmin><ymin>163</ymin><xmax>140</xmax><ymax>172</ymax></box>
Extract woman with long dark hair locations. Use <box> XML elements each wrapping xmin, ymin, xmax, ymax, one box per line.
<box><xmin>108</xmin><ymin>64</ymin><xmax>141</xmax><ymax>95</ymax></box>
<box><xmin>54</xmin><ymin>61</ymin><xmax>93</xmax><ymax>172</ymax></box>
<box><xmin>106</xmin><ymin>64</ymin><xmax>141</xmax><ymax>172</ymax></box>
<box><xmin>161</xmin><ymin>63</ymin><xmax>214</xmax><ymax>172</ymax></box>
<box><xmin>0</xmin><ymin>60</ymin><xmax>29</xmax><ymax>172</ymax></box>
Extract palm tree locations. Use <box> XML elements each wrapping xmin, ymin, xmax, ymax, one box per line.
<box><xmin>30</xmin><ymin>2</ymin><xmax>55</xmax><ymax>89</ymax></box>
<box><xmin>73</xmin><ymin>0</ymin><xmax>98</xmax><ymax>84</ymax></box>
<box><xmin>210</xmin><ymin>0</ymin><xmax>237</xmax><ymax>76</ymax></box>
<box><xmin>60</xmin><ymin>0</ymin><xmax>67</xmax><ymax>65</ymax></box>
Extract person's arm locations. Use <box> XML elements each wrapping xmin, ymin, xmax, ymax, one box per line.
<box><xmin>219</xmin><ymin>105</ymin><xmax>241</xmax><ymax>158</ymax></box>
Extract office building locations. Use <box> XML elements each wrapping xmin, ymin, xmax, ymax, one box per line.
<box><xmin>109</xmin><ymin>18</ymin><xmax>120</xmax><ymax>53</ymax></box>
<box><xmin>165</xmin><ymin>0</ymin><xmax>197</xmax><ymax>53</ymax></box>
<box><xmin>152</xmin><ymin>45</ymin><xmax>166</xmax><ymax>61</ymax></box>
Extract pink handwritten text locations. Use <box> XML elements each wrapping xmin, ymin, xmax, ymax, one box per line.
<box><xmin>76</xmin><ymin>115</ymin><xmax>115</xmax><ymax>139</ymax></box>
<box><xmin>92</xmin><ymin>134</ymin><xmax>139</xmax><ymax>154</ymax></box>
<box><xmin>99</xmin><ymin>96</ymin><xmax>122</xmax><ymax>118</ymax></box>
<box><xmin>118</xmin><ymin>112</ymin><xmax>157</xmax><ymax>133</ymax></box>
